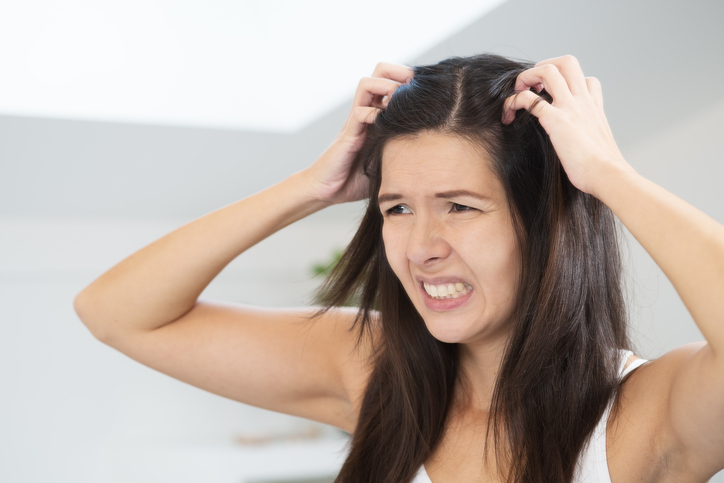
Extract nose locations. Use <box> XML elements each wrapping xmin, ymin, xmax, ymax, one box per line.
<box><xmin>406</xmin><ymin>214</ymin><xmax>452</xmax><ymax>267</ymax></box>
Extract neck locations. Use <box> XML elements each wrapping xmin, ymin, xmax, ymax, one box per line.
<box><xmin>455</xmin><ymin>332</ymin><xmax>509</xmax><ymax>413</ymax></box>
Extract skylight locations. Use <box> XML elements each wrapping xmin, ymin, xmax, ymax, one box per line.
<box><xmin>0</xmin><ymin>0</ymin><xmax>508</xmax><ymax>132</ymax></box>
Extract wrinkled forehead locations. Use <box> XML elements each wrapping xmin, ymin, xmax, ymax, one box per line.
<box><xmin>379</xmin><ymin>132</ymin><xmax>504</xmax><ymax>198</ymax></box>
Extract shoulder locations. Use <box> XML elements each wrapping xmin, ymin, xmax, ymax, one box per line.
<box><xmin>318</xmin><ymin>306</ymin><xmax>381</xmax><ymax>433</ymax></box>
<box><xmin>607</xmin><ymin>342</ymin><xmax>708</xmax><ymax>482</ymax></box>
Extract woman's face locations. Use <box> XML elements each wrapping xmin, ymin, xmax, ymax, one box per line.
<box><xmin>379</xmin><ymin>131</ymin><xmax>521</xmax><ymax>346</ymax></box>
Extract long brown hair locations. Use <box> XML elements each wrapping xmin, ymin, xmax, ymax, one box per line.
<box><xmin>315</xmin><ymin>53</ymin><xmax>632</xmax><ymax>483</ymax></box>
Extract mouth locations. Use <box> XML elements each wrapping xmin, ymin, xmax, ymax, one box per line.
<box><xmin>417</xmin><ymin>279</ymin><xmax>474</xmax><ymax>312</ymax></box>
<box><xmin>421</xmin><ymin>281</ymin><xmax>473</xmax><ymax>300</ymax></box>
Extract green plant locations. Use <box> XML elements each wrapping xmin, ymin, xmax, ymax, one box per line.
<box><xmin>311</xmin><ymin>248</ymin><xmax>361</xmax><ymax>308</ymax></box>
<box><xmin>311</xmin><ymin>249</ymin><xmax>344</xmax><ymax>277</ymax></box>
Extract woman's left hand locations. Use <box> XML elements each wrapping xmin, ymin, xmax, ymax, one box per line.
<box><xmin>501</xmin><ymin>55</ymin><xmax>634</xmax><ymax>196</ymax></box>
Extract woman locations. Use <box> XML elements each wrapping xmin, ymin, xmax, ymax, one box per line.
<box><xmin>74</xmin><ymin>54</ymin><xmax>724</xmax><ymax>482</ymax></box>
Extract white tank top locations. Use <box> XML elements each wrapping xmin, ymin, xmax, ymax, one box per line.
<box><xmin>412</xmin><ymin>349</ymin><xmax>648</xmax><ymax>483</ymax></box>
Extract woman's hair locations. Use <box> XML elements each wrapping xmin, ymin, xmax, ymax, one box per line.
<box><xmin>315</xmin><ymin>53</ymin><xmax>632</xmax><ymax>483</ymax></box>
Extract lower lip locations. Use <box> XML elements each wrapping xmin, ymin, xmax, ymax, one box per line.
<box><xmin>419</xmin><ymin>283</ymin><xmax>473</xmax><ymax>312</ymax></box>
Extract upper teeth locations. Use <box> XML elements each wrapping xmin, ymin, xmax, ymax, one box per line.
<box><xmin>423</xmin><ymin>282</ymin><xmax>472</xmax><ymax>299</ymax></box>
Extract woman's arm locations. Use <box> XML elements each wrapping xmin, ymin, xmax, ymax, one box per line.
<box><xmin>595</xmin><ymin>165</ymin><xmax>724</xmax><ymax>356</ymax></box>
<box><xmin>590</xmin><ymin>158</ymin><xmax>724</xmax><ymax>480</ymax></box>
<box><xmin>73</xmin><ymin>62</ymin><xmax>413</xmax><ymax>431</ymax></box>
<box><xmin>74</xmin><ymin>172</ymin><xmax>330</xmax><ymax>339</ymax></box>
<box><xmin>503</xmin><ymin>55</ymin><xmax>724</xmax><ymax>479</ymax></box>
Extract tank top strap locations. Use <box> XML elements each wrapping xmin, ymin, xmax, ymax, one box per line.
<box><xmin>618</xmin><ymin>348</ymin><xmax>648</xmax><ymax>379</ymax></box>
<box><xmin>413</xmin><ymin>465</ymin><xmax>433</xmax><ymax>483</ymax></box>
<box><xmin>618</xmin><ymin>349</ymin><xmax>634</xmax><ymax>373</ymax></box>
<box><xmin>574</xmin><ymin>349</ymin><xmax>649</xmax><ymax>481</ymax></box>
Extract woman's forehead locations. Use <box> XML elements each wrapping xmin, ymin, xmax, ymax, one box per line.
<box><xmin>379</xmin><ymin>132</ymin><xmax>501</xmax><ymax>193</ymax></box>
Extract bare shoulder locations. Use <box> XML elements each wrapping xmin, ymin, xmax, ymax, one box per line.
<box><xmin>321</xmin><ymin>306</ymin><xmax>381</xmax><ymax>432</ymax></box>
<box><xmin>607</xmin><ymin>342</ymin><xmax>709</xmax><ymax>482</ymax></box>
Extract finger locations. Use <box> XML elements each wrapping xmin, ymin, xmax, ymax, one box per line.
<box><xmin>501</xmin><ymin>90</ymin><xmax>554</xmax><ymax>124</ymax></box>
<box><xmin>585</xmin><ymin>76</ymin><xmax>603</xmax><ymax>109</ymax></box>
<box><xmin>534</xmin><ymin>55</ymin><xmax>588</xmax><ymax>96</ymax></box>
<box><xmin>514</xmin><ymin>64</ymin><xmax>574</xmax><ymax>105</ymax></box>
<box><xmin>345</xmin><ymin>106</ymin><xmax>382</xmax><ymax>137</ymax></box>
<box><xmin>369</xmin><ymin>62</ymin><xmax>414</xmax><ymax>108</ymax></box>
<box><xmin>371</xmin><ymin>61</ymin><xmax>414</xmax><ymax>84</ymax></box>
<box><xmin>353</xmin><ymin>76</ymin><xmax>403</xmax><ymax>109</ymax></box>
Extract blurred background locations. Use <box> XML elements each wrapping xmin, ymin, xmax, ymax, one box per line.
<box><xmin>1</xmin><ymin>0</ymin><xmax>723</xmax><ymax>481</ymax></box>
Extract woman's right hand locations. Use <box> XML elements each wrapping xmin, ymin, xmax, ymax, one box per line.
<box><xmin>303</xmin><ymin>62</ymin><xmax>414</xmax><ymax>204</ymax></box>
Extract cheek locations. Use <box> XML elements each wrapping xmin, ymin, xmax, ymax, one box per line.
<box><xmin>381</xmin><ymin>224</ymin><xmax>401</xmax><ymax>268</ymax></box>
<box><xmin>382</xmin><ymin>224</ymin><xmax>412</xmax><ymax>281</ymax></box>
<box><xmin>465</xmin><ymin>229</ymin><xmax>520</xmax><ymax>289</ymax></box>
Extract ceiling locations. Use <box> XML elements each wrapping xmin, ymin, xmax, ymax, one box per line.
<box><xmin>1</xmin><ymin>0</ymin><xmax>722</xmax><ymax>220</ymax></box>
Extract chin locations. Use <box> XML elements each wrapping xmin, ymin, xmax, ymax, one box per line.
<box><xmin>422</xmin><ymin>317</ymin><xmax>479</xmax><ymax>344</ymax></box>
<box><xmin>422</xmin><ymin>312</ymin><xmax>512</xmax><ymax>347</ymax></box>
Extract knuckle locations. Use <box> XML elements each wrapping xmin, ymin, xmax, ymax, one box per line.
<box><xmin>364</xmin><ymin>108</ymin><xmax>380</xmax><ymax>123</ymax></box>
<box><xmin>532</xmin><ymin>93</ymin><xmax>551</xmax><ymax>106</ymax></box>
<box><xmin>562</xmin><ymin>54</ymin><xmax>579</xmax><ymax>65</ymax></box>
<box><xmin>353</xmin><ymin>106</ymin><xmax>367</xmax><ymax>118</ymax></box>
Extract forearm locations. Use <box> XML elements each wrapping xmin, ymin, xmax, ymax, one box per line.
<box><xmin>74</xmin><ymin>170</ymin><xmax>331</xmax><ymax>337</ymax></box>
<box><xmin>594</xmin><ymin>163</ymin><xmax>724</xmax><ymax>356</ymax></box>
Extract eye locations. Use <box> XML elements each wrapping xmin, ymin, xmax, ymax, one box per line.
<box><xmin>385</xmin><ymin>205</ymin><xmax>411</xmax><ymax>215</ymax></box>
<box><xmin>451</xmin><ymin>203</ymin><xmax>474</xmax><ymax>212</ymax></box>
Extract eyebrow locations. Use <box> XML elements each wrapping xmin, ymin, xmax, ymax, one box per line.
<box><xmin>377</xmin><ymin>193</ymin><xmax>403</xmax><ymax>205</ymax></box>
<box><xmin>377</xmin><ymin>190</ymin><xmax>491</xmax><ymax>205</ymax></box>
<box><xmin>435</xmin><ymin>190</ymin><xmax>492</xmax><ymax>202</ymax></box>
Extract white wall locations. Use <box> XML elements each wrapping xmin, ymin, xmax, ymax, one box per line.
<box><xmin>620</xmin><ymin>96</ymin><xmax>724</xmax><ymax>366</ymax></box>
<box><xmin>0</xmin><ymin>208</ymin><xmax>363</xmax><ymax>483</ymax></box>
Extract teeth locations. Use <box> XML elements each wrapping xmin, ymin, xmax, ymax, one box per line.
<box><xmin>423</xmin><ymin>282</ymin><xmax>473</xmax><ymax>300</ymax></box>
